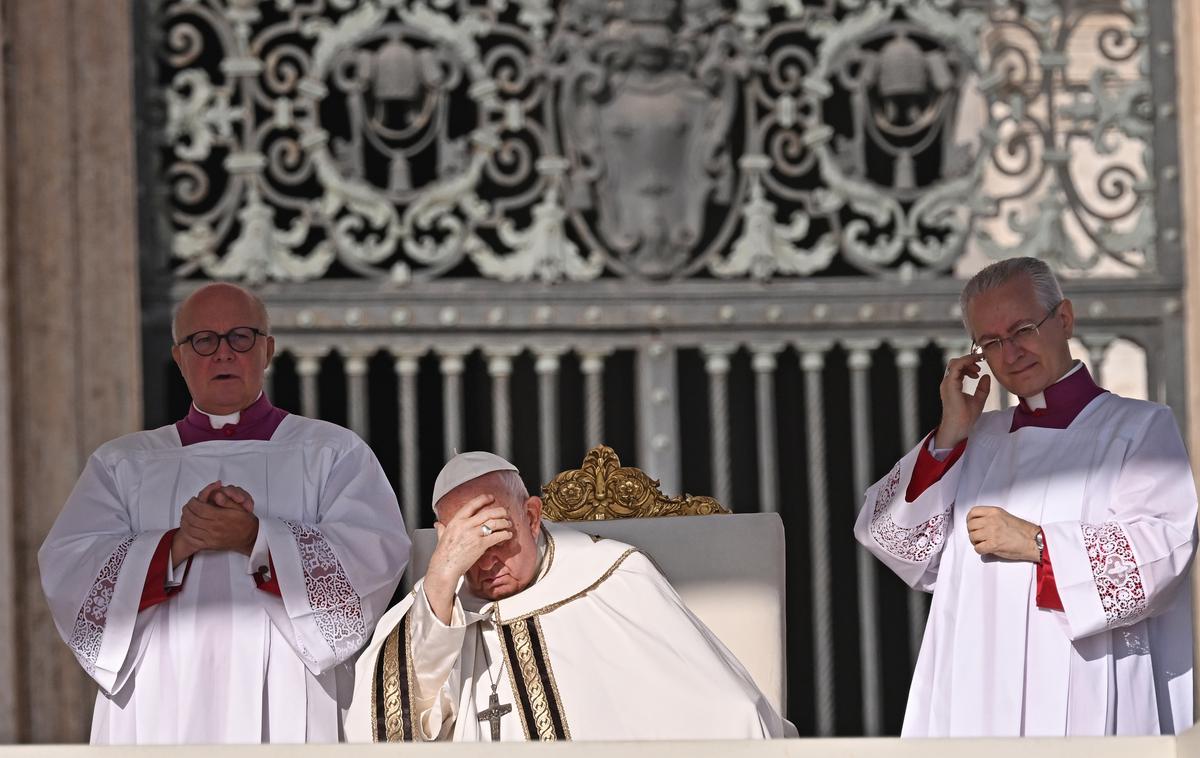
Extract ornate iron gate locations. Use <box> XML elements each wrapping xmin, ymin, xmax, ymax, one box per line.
<box><xmin>136</xmin><ymin>0</ymin><xmax>1185</xmax><ymax>736</ymax></box>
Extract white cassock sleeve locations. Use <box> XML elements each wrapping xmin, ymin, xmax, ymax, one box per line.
<box><xmin>38</xmin><ymin>453</ymin><xmax>166</xmax><ymax>695</ymax></box>
<box><xmin>249</xmin><ymin>437</ymin><xmax>410</xmax><ymax>674</ymax></box>
<box><xmin>1040</xmin><ymin>407</ymin><xmax>1198</xmax><ymax>640</ymax></box>
<box><xmin>854</xmin><ymin>434</ymin><xmax>959</xmax><ymax>592</ymax></box>
<box><xmin>407</xmin><ymin>588</ymin><xmax>468</xmax><ymax>740</ymax></box>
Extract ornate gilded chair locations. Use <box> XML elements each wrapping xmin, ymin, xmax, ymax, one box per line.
<box><xmin>406</xmin><ymin>445</ymin><xmax>787</xmax><ymax>714</ymax></box>
<box><xmin>539</xmin><ymin>445</ymin><xmax>728</xmax><ymax>519</ymax></box>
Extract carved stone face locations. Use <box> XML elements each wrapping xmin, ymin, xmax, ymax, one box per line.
<box><xmin>595</xmin><ymin>82</ymin><xmax>714</xmax><ymax>275</ymax></box>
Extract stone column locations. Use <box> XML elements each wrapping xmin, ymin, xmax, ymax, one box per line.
<box><xmin>1</xmin><ymin>0</ymin><xmax>141</xmax><ymax>742</ymax></box>
<box><xmin>1179</xmin><ymin>0</ymin><xmax>1200</xmax><ymax>459</ymax></box>
<box><xmin>1176</xmin><ymin>0</ymin><xmax>1200</xmax><ymax>713</ymax></box>
<box><xmin>0</xmin><ymin>3</ymin><xmax>16</xmax><ymax>742</ymax></box>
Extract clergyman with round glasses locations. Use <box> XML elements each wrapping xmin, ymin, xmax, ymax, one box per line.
<box><xmin>39</xmin><ymin>282</ymin><xmax>410</xmax><ymax>744</ymax></box>
<box><xmin>855</xmin><ymin>256</ymin><xmax>1196</xmax><ymax>737</ymax></box>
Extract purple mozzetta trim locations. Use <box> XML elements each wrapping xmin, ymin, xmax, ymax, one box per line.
<box><xmin>175</xmin><ymin>394</ymin><xmax>288</xmax><ymax>446</ymax></box>
<box><xmin>1009</xmin><ymin>365</ymin><xmax>1107</xmax><ymax>432</ymax></box>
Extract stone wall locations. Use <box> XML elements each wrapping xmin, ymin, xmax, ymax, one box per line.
<box><xmin>0</xmin><ymin>0</ymin><xmax>141</xmax><ymax>742</ymax></box>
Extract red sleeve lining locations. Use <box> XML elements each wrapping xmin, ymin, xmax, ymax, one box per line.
<box><xmin>1036</xmin><ymin>534</ymin><xmax>1063</xmax><ymax>611</ymax></box>
<box><xmin>905</xmin><ymin>430</ymin><xmax>968</xmax><ymax>502</ymax></box>
<box><xmin>253</xmin><ymin>553</ymin><xmax>281</xmax><ymax>597</ymax></box>
<box><xmin>139</xmin><ymin>529</ymin><xmax>190</xmax><ymax>612</ymax></box>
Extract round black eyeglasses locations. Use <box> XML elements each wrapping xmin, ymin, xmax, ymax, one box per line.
<box><xmin>176</xmin><ymin>327</ymin><xmax>267</xmax><ymax>356</ymax></box>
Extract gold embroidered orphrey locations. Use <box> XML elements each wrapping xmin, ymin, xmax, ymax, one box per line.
<box><xmin>372</xmin><ymin>614</ymin><xmax>417</xmax><ymax>742</ymax></box>
<box><xmin>498</xmin><ymin>616</ymin><xmax>571</xmax><ymax>740</ymax></box>
<box><xmin>541</xmin><ymin>445</ymin><xmax>730</xmax><ymax>521</ymax></box>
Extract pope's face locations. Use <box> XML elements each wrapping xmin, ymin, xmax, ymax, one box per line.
<box><xmin>965</xmin><ymin>275</ymin><xmax>1075</xmax><ymax>398</ymax></box>
<box><xmin>171</xmin><ymin>285</ymin><xmax>274</xmax><ymax>416</ymax></box>
<box><xmin>438</xmin><ymin>477</ymin><xmax>543</xmax><ymax>601</ymax></box>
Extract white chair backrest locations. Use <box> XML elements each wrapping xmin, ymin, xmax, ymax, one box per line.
<box><xmin>407</xmin><ymin>511</ymin><xmax>786</xmax><ymax>714</ymax></box>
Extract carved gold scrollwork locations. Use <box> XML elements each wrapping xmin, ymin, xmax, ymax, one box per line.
<box><xmin>540</xmin><ymin>445</ymin><xmax>729</xmax><ymax>520</ymax></box>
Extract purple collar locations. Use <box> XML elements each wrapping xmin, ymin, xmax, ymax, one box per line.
<box><xmin>1009</xmin><ymin>365</ymin><xmax>1107</xmax><ymax>432</ymax></box>
<box><xmin>176</xmin><ymin>394</ymin><xmax>288</xmax><ymax>446</ymax></box>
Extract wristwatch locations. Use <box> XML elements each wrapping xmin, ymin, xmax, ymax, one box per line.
<box><xmin>1033</xmin><ymin>529</ymin><xmax>1045</xmax><ymax>564</ymax></box>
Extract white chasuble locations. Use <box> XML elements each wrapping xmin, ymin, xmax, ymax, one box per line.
<box><xmin>38</xmin><ymin>416</ymin><xmax>410</xmax><ymax>743</ymax></box>
<box><xmin>855</xmin><ymin>394</ymin><xmax>1196</xmax><ymax>736</ymax></box>
<box><xmin>346</xmin><ymin>521</ymin><xmax>790</xmax><ymax>741</ymax></box>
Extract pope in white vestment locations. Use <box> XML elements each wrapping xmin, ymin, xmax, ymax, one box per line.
<box><xmin>38</xmin><ymin>284</ymin><xmax>410</xmax><ymax>743</ymax></box>
<box><xmin>346</xmin><ymin>452</ymin><xmax>790</xmax><ymax>741</ymax></box>
<box><xmin>856</xmin><ymin>258</ymin><xmax>1196</xmax><ymax>737</ymax></box>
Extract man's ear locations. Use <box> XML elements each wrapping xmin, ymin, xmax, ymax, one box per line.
<box><xmin>526</xmin><ymin>495</ymin><xmax>544</xmax><ymax>537</ymax></box>
<box><xmin>171</xmin><ymin>343</ymin><xmax>183</xmax><ymax>372</ymax></box>
<box><xmin>265</xmin><ymin>335</ymin><xmax>276</xmax><ymax>365</ymax></box>
<box><xmin>1058</xmin><ymin>298</ymin><xmax>1075</xmax><ymax>339</ymax></box>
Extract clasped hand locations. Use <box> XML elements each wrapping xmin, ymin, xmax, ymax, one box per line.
<box><xmin>966</xmin><ymin>506</ymin><xmax>1041</xmax><ymax>563</ymax></box>
<box><xmin>172</xmin><ymin>480</ymin><xmax>259</xmax><ymax>564</ymax></box>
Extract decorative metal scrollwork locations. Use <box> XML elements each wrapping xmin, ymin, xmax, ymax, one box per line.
<box><xmin>155</xmin><ymin>0</ymin><xmax>1161</xmax><ymax>282</ymax></box>
<box><xmin>541</xmin><ymin>445</ymin><xmax>728</xmax><ymax>520</ymax></box>
<box><xmin>972</xmin><ymin>1</ymin><xmax>1157</xmax><ymax>273</ymax></box>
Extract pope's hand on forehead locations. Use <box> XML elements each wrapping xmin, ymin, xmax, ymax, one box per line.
<box><xmin>424</xmin><ymin>494</ymin><xmax>511</xmax><ymax>624</ymax></box>
<box><xmin>438</xmin><ymin>493</ymin><xmax>513</xmax><ymax>536</ymax></box>
<box><xmin>428</xmin><ymin>493</ymin><xmax>514</xmax><ymax>594</ymax></box>
<box><xmin>453</xmin><ymin>492</ymin><xmax>506</xmax><ymax>520</ymax></box>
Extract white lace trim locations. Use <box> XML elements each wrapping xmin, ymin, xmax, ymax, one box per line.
<box><xmin>1082</xmin><ymin>521</ymin><xmax>1147</xmax><ymax>626</ymax></box>
<box><xmin>283</xmin><ymin>520</ymin><xmax>367</xmax><ymax>662</ymax></box>
<box><xmin>68</xmin><ymin>536</ymin><xmax>136</xmax><ymax>676</ymax></box>
<box><xmin>868</xmin><ymin>462</ymin><xmax>949</xmax><ymax>563</ymax></box>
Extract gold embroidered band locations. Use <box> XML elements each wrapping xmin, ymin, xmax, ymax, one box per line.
<box><xmin>500</xmin><ymin>617</ymin><xmax>570</xmax><ymax>740</ymax></box>
<box><xmin>373</xmin><ymin>614</ymin><xmax>417</xmax><ymax>742</ymax></box>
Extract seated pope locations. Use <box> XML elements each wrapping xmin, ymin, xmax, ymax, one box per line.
<box><xmin>346</xmin><ymin>452</ymin><xmax>791</xmax><ymax>741</ymax></box>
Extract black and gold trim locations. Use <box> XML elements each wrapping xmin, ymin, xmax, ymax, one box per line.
<box><xmin>371</xmin><ymin>614</ymin><xmax>419</xmax><ymax>742</ymax></box>
<box><xmin>499</xmin><ymin>617</ymin><xmax>571</xmax><ymax>740</ymax></box>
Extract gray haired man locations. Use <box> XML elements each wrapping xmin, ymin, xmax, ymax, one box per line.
<box><xmin>856</xmin><ymin>256</ymin><xmax>1196</xmax><ymax>736</ymax></box>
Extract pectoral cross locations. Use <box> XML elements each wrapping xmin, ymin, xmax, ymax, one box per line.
<box><xmin>477</xmin><ymin>691</ymin><xmax>512</xmax><ymax>740</ymax></box>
